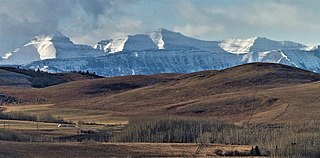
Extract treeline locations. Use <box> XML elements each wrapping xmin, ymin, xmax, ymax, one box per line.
<box><xmin>112</xmin><ymin>116</ymin><xmax>320</xmax><ymax>158</ymax></box>
<box><xmin>1</xmin><ymin>67</ymin><xmax>65</xmax><ymax>88</ymax></box>
<box><xmin>0</xmin><ymin>129</ymin><xmax>56</xmax><ymax>142</ymax></box>
<box><xmin>113</xmin><ymin>116</ymin><xmax>232</xmax><ymax>143</ymax></box>
<box><xmin>0</xmin><ymin>94</ymin><xmax>21</xmax><ymax>105</ymax></box>
<box><xmin>1</xmin><ymin>67</ymin><xmax>102</xmax><ymax>88</ymax></box>
<box><xmin>0</xmin><ymin>114</ymin><xmax>319</xmax><ymax>157</ymax></box>
<box><xmin>0</xmin><ymin>112</ymin><xmax>70</xmax><ymax>124</ymax></box>
<box><xmin>71</xmin><ymin>70</ymin><xmax>99</xmax><ymax>77</ymax></box>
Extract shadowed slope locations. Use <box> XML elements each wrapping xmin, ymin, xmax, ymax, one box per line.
<box><xmin>1</xmin><ymin>74</ymin><xmax>179</xmax><ymax>104</ymax></box>
<box><xmin>0</xmin><ymin>67</ymin><xmax>102</xmax><ymax>88</ymax></box>
<box><xmin>55</xmin><ymin>63</ymin><xmax>319</xmax><ymax>124</ymax></box>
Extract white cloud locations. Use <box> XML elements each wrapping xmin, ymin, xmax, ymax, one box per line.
<box><xmin>0</xmin><ymin>0</ymin><xmax>138</xmax><ymax>54</ymax></box>
<box><xmin>1</xmin><ymin>0</ymin><xmax>320</xmax><ymax>55</ymax></box>
<box><xmin>173</xmin><ymin>0</ymin><xmax>320</xmax><ymax>43</ymax></box>
<box><xmin>174</xmin><ymin>25</ymin><xmax>224</xmax><ymax>39</ymax></box>
<box><xmin>70</xmin><ymin>18</ymin><xmax>144</xmax><ymax>45</ymax></box>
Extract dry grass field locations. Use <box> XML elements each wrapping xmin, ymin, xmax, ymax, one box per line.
<box><xmin>0</xmin><ymin>141</ymin><xmax>266</xmax><ymax>158</ymax></box>
<box><xmin>1</xmin><ymin>63</ymin><xmax>320</xmax><ymax>157</ymax></box>
<box><xmin>3</xmin><ymin>63</ymin><xmax>319</xmax><ymax>124</ymax></box>
<box><xmin>0</xmin><ymin>119</ymin><xmax>59</xmax><ymax>130</ymax></box>
<box><xmin>2</xmin><ymin>104</ymin><xmax>128</xmax><ymax>125</ymax></box>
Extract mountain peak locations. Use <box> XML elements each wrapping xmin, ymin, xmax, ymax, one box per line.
<box><xmin>219</xmin><ymin>37</ymin><xmax>306</xmax><ymax>54</ymax></box>
<box><xmin>158</xmin><ymin>28</ymin><xmax>177</xmax><ymax>34</ymax></box>
<box><xmin>155</xmin><ymin>28</ymin><xmax>168</xmax><ymax>32</ymax></box>
<box><xmin>250</xmin><ymin>37</ymin><xmax>305</xmax><ymax>52</ymax></box>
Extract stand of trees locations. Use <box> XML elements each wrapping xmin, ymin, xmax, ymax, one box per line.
<box><xmin>112</xmin><ymin>116</ymin><xmax>320</xmax><ymax>158</ymax></box>
<box><xmin>0</xmin><ymin>112</ymin><xmax>69</xmax><ymax>124</ymax></box>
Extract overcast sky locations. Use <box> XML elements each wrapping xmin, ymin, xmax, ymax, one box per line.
<box><xmin>1</xmin><ymin>0</ymin><xmax>320</xmax><ymax>54</ymax></box>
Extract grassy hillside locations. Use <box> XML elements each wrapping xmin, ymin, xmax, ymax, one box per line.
<box><xmin>1</xmin><ymin>63</ymin><xmax>320</xmax><ymax>157</ymax></box>
<box><xmin>54</xmin><ymin>63</ymin><xmax>320</xmax><ymax>124</ymax></box>
<box><xmin>0</xmin><ymin>74</ymin><xmax>178</xmax><ymax>104</ymax></box>
<box><xmin>1</xmin><ymin>63</ymin><xmax>320</xmax><ymax>124</ymax></box>
<box><xmin>0</xmin><ymin>67</ymin><xmax>103</xmax><ymax>88</ymax></box>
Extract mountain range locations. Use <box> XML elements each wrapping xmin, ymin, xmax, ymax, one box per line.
<box><xmin>1</xmin><ymin>28</ymin><xmax>320</xmax><ymax>76</ymax></box>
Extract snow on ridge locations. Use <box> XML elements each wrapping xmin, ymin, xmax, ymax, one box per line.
<box><xmin>1</xmin><ymin>48</ymin><xmax>17</xmax><ymax>59</ymax></box>
<box><xmin>302</xmin><ymin>45</ymin><xmax>320</xmax><ymax>51</ymax></box>
<box><xmin>96</xmin><ymin>34</ymin><xmax>158</xmax><ymax>53</ymax></box>
<box><xmin>95</xmin><ymin>28</ymin><xmax>224</xmax><ymax>53</ymax></box>
<box><xmin>2</xmin><ymin>52</ymin><xmax>12</xmax><ymax>59</ymax></box>
<box><xmin>219</xmin><ymin>37</ymin><xmax>305</xmax><ymax>54</ymax></box>
<box><xmin>150</xmin><ymin>29</ymin><xmax>165</xmax><ymax>49</ymax></box>
<box><xmin>24</xmin><ymin>35</ymin><xmax>56</xmax><ymax>60</ymax></box>
<box><xmin>104</xmin><ymin>36</ymin><xmax>128</xmax><ymax>53</ymax></box>
<box><xmin>242</xmin><ymin>49</ymin><xmax>292</xmax><ymax>64</ymax></box>
<box><xmin>219</xmin><ymin>37</ymin><xmax>257</xmax><ymax>54</ymax></box>
<box><xmin>251</xmin><ymin>37</ymin><xmax>305</xmax><ymax>52</ymax></box>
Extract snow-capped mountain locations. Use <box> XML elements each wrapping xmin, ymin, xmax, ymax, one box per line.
<box><xmin>219</xmin><ymin>37</ymin><xmax>305</xmax><ymax>54</ymax></box>
<box><xmin>1</xmin><ymin>31</ymin><xmax>104</xmax><ymax>65</ymax></box>
<box><xmin>94</xmin><ymin>34</ymin><xmax>158</xmax><ymax>53</ymax></box>
<box><xmin>95</xmin><ymin>28</ymin><xmax>224</xmax><ymax>53</ymax></box>
<box><xmin>1</xmin><ymin>28</ymin><xmax>320</xmax><ymax>76</ymax></box>
<box><xmin>25</xmin><ymin>49</ymin><xmax>242</xmax><ymax>76</ymax></box>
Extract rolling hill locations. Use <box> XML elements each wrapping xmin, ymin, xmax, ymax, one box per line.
<box><xmin>1</xmin><ymin>63</ymin><xmax>320</xmax><ymax>124</ymax></box>
<box><xmin>0</xmin><ymin>67</ymin><xmax>102</xmax><ymax>88</ymax></box>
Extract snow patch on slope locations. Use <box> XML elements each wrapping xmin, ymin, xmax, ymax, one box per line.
<box><xmin>2</xmin><ymin>52</ymin><xmax>13</xmax><ymax>59</ymax></box>
<box><xmin>220</xmin><ymin>37</ymin><xmax>306</xmax><ymax>54</ymax></box>
<box><xmin>243</xmin><ymin>49</ymin><xmax>293</xmax><ymax>65</ymax></box>
<box><xmin>106</xmin><ymin>36</ymin><xmax>128</xmax><ymax>53</ymax></box>
<box><xmin>302</xmin><ymin>45</ymin><xmax>319</xmax><ymax>51</ymax></box>
<box><xmin>151</xmin><ymin>28</ymin><xmax>225</xmax><ymax>52</ymax></box>
<box><xmin>24</xmin><ymin>35</ymin><xmax>56</xmax><ymax>60</ymax></box>
<box><xmin>219</xmin><ymin>37</ymin><xmax>256</xmax><ymax>54</ymax></box>
<box><xmin>150</xmin><ymin>29</ymin><xmax>165</xmax><ymax>49</ymax></box>
<box><xmin>95</xmin><ymin>34</ymin><xmax>158</xmax><ymax>53</ymax></box>
<box><xmin>0</xmin><ymin>32</ymin><xmax>105</xmax><ymax>65</ymax></box>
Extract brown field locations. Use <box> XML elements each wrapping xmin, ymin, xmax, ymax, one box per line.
<box><xmin>2</xmin><ymin>63</ymin><xmax>320</xmax><ymax>124</ymax></box>
<box><xmin>0</xmin><ymin>119</ymin><xmax>59</xmax><ymax>130</ymax></box>
<box><xmin>0</xmin><ymin>141</ymin><xmax>266</xmax><ymax>158</ymax></box>
<box><xmin>1</xmin><ymin>63</ymin><xmax>320</xmax><ymax>157</ymax></box>
<box><xmin>2</xmin><ymin>104</ymin><xmax>128</xmax><ymax>124</ymax></box>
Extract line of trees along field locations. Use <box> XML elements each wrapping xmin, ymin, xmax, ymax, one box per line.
<box><xmin>0</xmin><ymin>116</ymin><xmax>319</xmax><ymax>157</ymax></box>
<box><xmin>0</xmin><ymin>112</ymin><xmax>69</xmax><ymax>124</ymax></box>
<box><xmin>113</xmin><ymin>116</ymin><xmax>320</xmax><ymax>158</ymax></box>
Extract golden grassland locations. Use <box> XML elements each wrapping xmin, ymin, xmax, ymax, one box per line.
<box><xmin>0</xmin><ymin>141</ymin><xmax>267</xmax><ymax>158</ymax></box>
<box><xmin>0</xmin><ymin>119</ymin><xmax>58</xmax><ymax>130</ymax></box>
<box><xmin>2</xmin><ymin>63</ymin><xmax>320</xmax><ymax>125</ymax></box>
<box><xmin>2</xmin><ymin>104</ymin><xmax>128</xmax><ymax>125</ymax></box>
<box><xmin>0</xmin><ymin>63</ymin><xmax>320</xmax><ymax>157</ymax></box>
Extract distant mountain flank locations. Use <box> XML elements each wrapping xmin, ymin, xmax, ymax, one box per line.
<box><xmin>1</xmin><ymin>28</ymin><xmax>320</xmax><ymax>76</ymax></box>
<box><xmin>0</xmin><ymin>67</ymin><xmax>102</xmax><ymax>88</ymax></box>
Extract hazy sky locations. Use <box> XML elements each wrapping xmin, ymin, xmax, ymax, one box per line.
<box><xmin>1</xmin><ymin>0</ymin><xmax>320</xmax><ymax>54</ymax></box>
